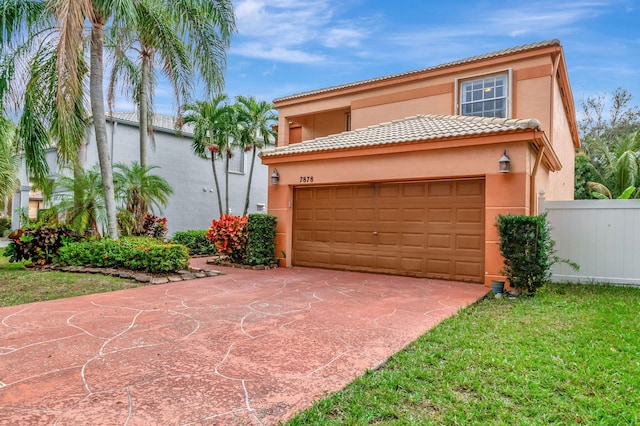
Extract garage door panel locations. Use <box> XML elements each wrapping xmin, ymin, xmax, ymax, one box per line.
<box><xmin>427</xmin><ymin>259</ymin><xmax>451</xmax><ymax>275</ymax></box>
<box><xmin>457</xmin><ymin>180</ymin><xmax>484</xmax><ymax>196</ymax></box>
<box><xmin>428</xmin><ymin>181</ymin><xmax>454</xmax><ymax>197</ymax></box>
<box><xmin>455</xmin><ymin>261</ymin><xmax>483</xmax><ymax>281</ymax></box>
<box><xmin>457</xmin><ymin>208</ymin><xmax>483</xmax><ymax>224</ymax></box>
<box><xmin>378</xmin><ymin>208</ymin><xmax>400</xmax><ymax>221</ymax></box>
<box><xmin>315</xmin><ymin>208</ymin><xmax>332</xmax><ymax>221</ymax></box>
<box><xmin>429</xmin><ymin>208</ymin><xmax>453</xmax><ymax>223</ymax></box>
<box><xmin>401</xmin><ymin>233</ymin><xmax>424</xmax><ymax>248</ymax></box>
<box><xmin>293</xmin><ymin>179</ymin><xmax>484</xmax><ymax>282</ymax></box>
<box><xmin>428</xmin><ymin>234</ymin><xmax>452</xmax><ymax>249</ymax></box>
<box><xmin>354</xmin><ymin>231</ymin><xmax>376</xmax><ymax>245</ymax></box>
<box><xmin>456</xmin><ymin>234</ymin><xmax>483</xmax><ymax>251</ymax></box>
<box><xmin>400</xmin><ymin>257</ymin><xmax>423</xmax><ymax>273</ymax></box>
<box><xmin>402</xmin><ymin>208</ymin><xmax>426</xmax><ymax>222</ymax></box>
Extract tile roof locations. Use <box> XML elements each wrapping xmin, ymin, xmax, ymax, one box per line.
<box><xmin>106</xmin><ymin>112</ymin><xmax>194</xmax><ymax>136</ymax></box>
<box><xmin>260</xmin><ymin>114</ymin><xmax>541</xmax><ymax>158</ymax></box>
<box><xmin>273</xmin><ymin>39</ymin><xmax>560</xmax><ymax>103</ymax></box>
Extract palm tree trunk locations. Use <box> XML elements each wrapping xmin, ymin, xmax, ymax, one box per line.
<box><xmin>210</xmin><ymin>153</ymin><xmax>223</xmax><ymax>217</ymax></box>
<box><xmin>90</xmin><ymin>19</ymin><xmax>119</xmax><ymax>239</ymax></box>
<box><xmin>72</xmin><ymin>148</ymin><xmax>85</xmax><ymax>225</ymax></box>
<box><xmin>139</xmin><ymin>51</ymin><xmax>149</xmax><ymax>168</ymax></box>
<box><xmin>225</xmin><ymin>151</ymin><xmax>230</xmax><ymax>214</ymax></box>
<box><xmin>243</xmin><ymin>145</ymin><xmax>257</xmax><ymax>215</ymax></box>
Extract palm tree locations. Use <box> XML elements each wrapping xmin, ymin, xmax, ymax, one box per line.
<box><xmin>0</xmin><ymin>0</ymin><xmax>131</xmax><ymax>239</ymax></box>
<box><xmin>0</xmin><ymin>117</ymin><xmax>18</xmax><ymax>210</ymax></box>
<box><xmin>107</xmin><ymin>0</ymin><xmax>235</xmax><ymax>167</ymax></box>
<box><xmin>113</xmin><ymin>161</ymin><xmax>173</xmax><ymax>234</ymax></box>
<box><xmin>183</xmin><ymin>95</ymin><xmax>231</xmax><ymax>216</ymax></box>
<box><xmin>582</xmin><ymin>132</ymin><xmax>640</xmax><ymax>199</ymax></box>
<box><xmin>235</xmin><ymin>96</ymin><xmax>277</xmax><ymax>215</ymax></box>
<box><xmin>51</xmin><ymin>166</ymin><xmax>106</xmax><ymax>236</ymax></box>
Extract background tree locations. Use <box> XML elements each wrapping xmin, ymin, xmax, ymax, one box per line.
<box><xmin>107</xmin><ymin>0</ymin><xmax>235</xmax><ymax>167</ymax></box>
<box><xmin>576</xmin><ymin>88</ymin><xmax>640</xmax><ymax>199</ymax></box>
<box><xmin>235</xmin><ymin>96</ymin><xmax>277</xmax><ymax>215</ymax></box>
<box><xmin>183</xmin><ymin>95</ymin><xmax>230</xmax><ymax>216</ymax></box>
<box><xmin>51</xmin><ymin>166</ymin><xmax>105</xmax><ymax>236</ymax></box>
<box><xmin>0</xmin><ymin>117</ymin><xmax>18</xmax><ymax>210</ymax></box>
<box><xmin>113</xmin><ymin>161</ymin><xmax>173</xmax><ymax>235</ymax></box>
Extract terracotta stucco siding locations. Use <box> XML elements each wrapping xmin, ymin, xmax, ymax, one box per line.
<box><xmin>352</xmin><ymin>93</ymin><xmax>453</xmax><ymax>130</ymax></box>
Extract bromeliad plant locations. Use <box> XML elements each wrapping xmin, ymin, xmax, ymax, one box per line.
<box><xmin>206</xmin><ymin>214</ymin><xmax>248</xmax><ymax>263</ymax></box>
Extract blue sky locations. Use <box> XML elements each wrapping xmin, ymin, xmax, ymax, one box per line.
<box><xmin>146</xmin><ymin>0</ymin><xmax>640</xmax><ymax>118</ymax></box>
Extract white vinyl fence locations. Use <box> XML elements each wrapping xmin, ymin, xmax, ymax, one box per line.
<box><xmin>541</xmin><ymin>196</ymin><xmax>640</xmax><ymax>285</ymax></box>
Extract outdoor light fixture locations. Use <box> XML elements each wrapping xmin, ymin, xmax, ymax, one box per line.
<box><xmin>498</xmin><ymin>150</ymin><xmax>511</xmax><ymax>173</ymax></box>
<box><xmin>271</xmin><ymin>168</ymin><xmax>280</xmax><ymax>185</ymax></box>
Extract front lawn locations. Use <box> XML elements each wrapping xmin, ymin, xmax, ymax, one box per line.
<box><xmin>0</xmin><ymin>255</ymin><xmax>143</xmax><ymax>307</ymax></box>
<box><xmin>287</xmin><ymin>283</ymin><xmax>640</xmax><ymax>425</ymax></box>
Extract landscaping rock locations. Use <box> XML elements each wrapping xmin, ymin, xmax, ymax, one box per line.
<box><xmin>193</xmin><ymin>272</ymin><xmax>206</xmax><ymax>278</ymax></box>
<box><xmin>179</xmin><ymin>272</ymin><xmax>196</xmax><ymax>280</ymax></box>
<box><xmin>118</xmin><ymin>272</ymin><xmax>134</xmax><ymax>279</ymax></box>
<box><xmin>133</xmin><ymin>274</ymin><xmax>152</xmax><ymax>283</ymax></box>
<box><xmin>152</xmin><ymin>277</ymin><xmax>169</xmax><ymax>285</ymax></box>
<box><xmin>168</xmin><ymin>275</ymin><xmax>183</xmax><ymax>282</ymax></box>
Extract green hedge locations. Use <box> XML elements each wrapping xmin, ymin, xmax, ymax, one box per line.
<box><xmin>245</xmin><ymin>214</ymin><xmax>277</xmax><ymax>265</ymax></box>
<box><xmin>58</xmin><ymin>237</ymin><xmax>189</xmax><ymax>274</ymax></box>
<box><xmin>172</xmin><ymin>230</ymin><xmax>217</xmax><ymax>256</ymax></box>
<box><xmin>496</xmin><ymin>213</ymin><xmax>578</xmax><ymax>293</ymax></box>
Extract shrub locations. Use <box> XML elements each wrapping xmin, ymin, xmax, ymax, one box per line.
<box><xmin>245</xmin><ymin>214</ymin><xmax>277</xmax><ymax>265</ymax></box>
<box><xmin>0</xmin><ymin>217</ymin><xmax>10</xmax><ymax>236</ymax></box>
<box><xmin>206</xmin><ymin>214</ymin><xmax>248</xmax><ymax>264</ymax></box>
<box><xmin>118</xmin><ymin>212</ymin><xmax>168</xmax><ymax>239</ymax></box>
<box><xmin>58</xmin><ymin>237</ymin><xmax>189</xmax><ymax>274</ymax></box>
<box><xmin>497</xmin><ymin>213</ymin><xmax>578</xmax><ymax>293</ymax></box>
<box><xmin>172</xmin><ymin>230</ymin><xmax>217</xmax><ymax>256</ymax></box>
<box><xmin>4</xmin><ymin>224</ymin><xmax>81</xmax><ymax>265</ymax></box>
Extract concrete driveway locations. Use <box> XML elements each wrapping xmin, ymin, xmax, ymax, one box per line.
<box><xmin>0</xmin><ymin>261</ymin><xmax>487</xmax><ymax>425</ymax></box>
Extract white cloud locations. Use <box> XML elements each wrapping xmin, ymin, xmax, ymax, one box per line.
<box><xmin>231</xmin><ymin>42</ymin><xmax>325</xmax><ymax>63</ymax></box>
<box><xmin>232</xmin><ymin>0</ymin><xmax>372</xmax><ymax>63</ymax></box>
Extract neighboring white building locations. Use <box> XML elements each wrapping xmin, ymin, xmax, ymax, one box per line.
<box><xmin>12</xmin><ymin>112</ymin><xmax>269</xmax><ymax>235</ymax></box>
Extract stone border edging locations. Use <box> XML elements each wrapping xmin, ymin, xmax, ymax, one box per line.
<box><xmin>36</xmin><ymin>264</ymin><xmax>221</xmax><ymax>284</ymax></box>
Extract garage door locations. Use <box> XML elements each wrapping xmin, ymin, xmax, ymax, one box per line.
<box><xmin>293</xmin><ymin>179</ymin><xmax>485</xmax><ymax>282</ymax></box>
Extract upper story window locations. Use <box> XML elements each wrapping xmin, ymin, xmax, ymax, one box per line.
<box><xmin>229</xmin><ymin>148</ymin><xmax>245</xmax><ymax>174</ymax></box>
<box><xmin>459</xmin><ymin>73</ymin><xmax>509</xmax><ymax>118</ymax></box>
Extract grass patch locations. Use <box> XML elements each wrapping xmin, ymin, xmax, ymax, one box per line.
<box><xmin>286</xmin><ymin>283</ymin><xmax>640</xmax><ymax>425</ymax></box>
<box><xmin>0</xmin><ymin>255</ymin><xmax>143</xmax><ymax>307</ymax></box>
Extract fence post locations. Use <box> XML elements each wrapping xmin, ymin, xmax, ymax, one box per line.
<box><xmin>537</xmin><ymin>189</ymin><xmax>546</xmax><ymax>215</ymax></box>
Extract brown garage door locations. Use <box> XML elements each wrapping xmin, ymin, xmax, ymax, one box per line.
<box><xmin>293</xmin><ymin>179</ymin><xmax>485</xmax><ymax>282</ymax></box>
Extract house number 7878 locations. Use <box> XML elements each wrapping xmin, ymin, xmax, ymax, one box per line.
<box><xmin>299</xmin><ymin>176</ymin><xmax>314</xmax><ymax>183</ymax></box>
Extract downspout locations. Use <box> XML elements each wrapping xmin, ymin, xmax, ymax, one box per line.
<box><xmin>531</xmin><ymin>51</ymin><xmax>562</xmax><ymax>215</ymax></box>
<box><xmin>531</xmin><ymin>143</ymin><xmax>545</xmax><ymax>215</ymax></box>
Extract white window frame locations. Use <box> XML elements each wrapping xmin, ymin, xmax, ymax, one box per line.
<box><xmin>455</xmin><ymin>69</ymin><xmax>512</xmax><ymax>118</ymax></box>
<box><xmin>228</xmin><ymin>147</ymin><xmax>246</xmax><ymax>175</ymax></box>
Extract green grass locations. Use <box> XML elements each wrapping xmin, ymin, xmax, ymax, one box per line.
<box><xmin>0</xmin><ymin>255</ymin><xmax>143</xmax><ymax>307</ymax></box>
<box><xmin>286</xmin><ymin>283</ymin><xmax>640</xmax><ymax>425</ymax></box>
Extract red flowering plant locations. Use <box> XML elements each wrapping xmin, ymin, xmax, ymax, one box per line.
<box><xmin>206</xmin><ymin>214</ymin><xmax>248</xmax><ymax>263</ymax></box>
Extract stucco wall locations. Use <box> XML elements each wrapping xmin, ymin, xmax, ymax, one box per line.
<box><xmin>14</xmin><ymin>120</ymin><xmax>269</xmax><ymax>235</ymax></box>
<box><xmin>84</xmin><ymin>121</ymin><xmax>269</xmax><ymax>234</ymax></box>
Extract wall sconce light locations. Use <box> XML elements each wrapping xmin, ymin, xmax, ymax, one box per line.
<box><xmin>498</xmin><ymin>150</ymin><xmax>511</xmax><ymax>173</ymax></box>
<box><xmin>270</xmin><ymin>168</ymin><xmax>280</xmax><ymax>185</ymax></box>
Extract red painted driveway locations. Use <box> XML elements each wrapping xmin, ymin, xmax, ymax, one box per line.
<box><xmin>0</xmin><ymin>262</ymin><xmax>487</xmax><ymax>425</ymax></box>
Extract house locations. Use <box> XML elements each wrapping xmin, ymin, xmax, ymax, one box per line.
<box><xmin>261</xmin><ymin>39</ymin><xmax>579</xmax><ymax>286</ymax></box>
<box><xmin>12</xmin><ymin>112</ymin><xmax>269</xmax><ymax>235</ymax></box>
